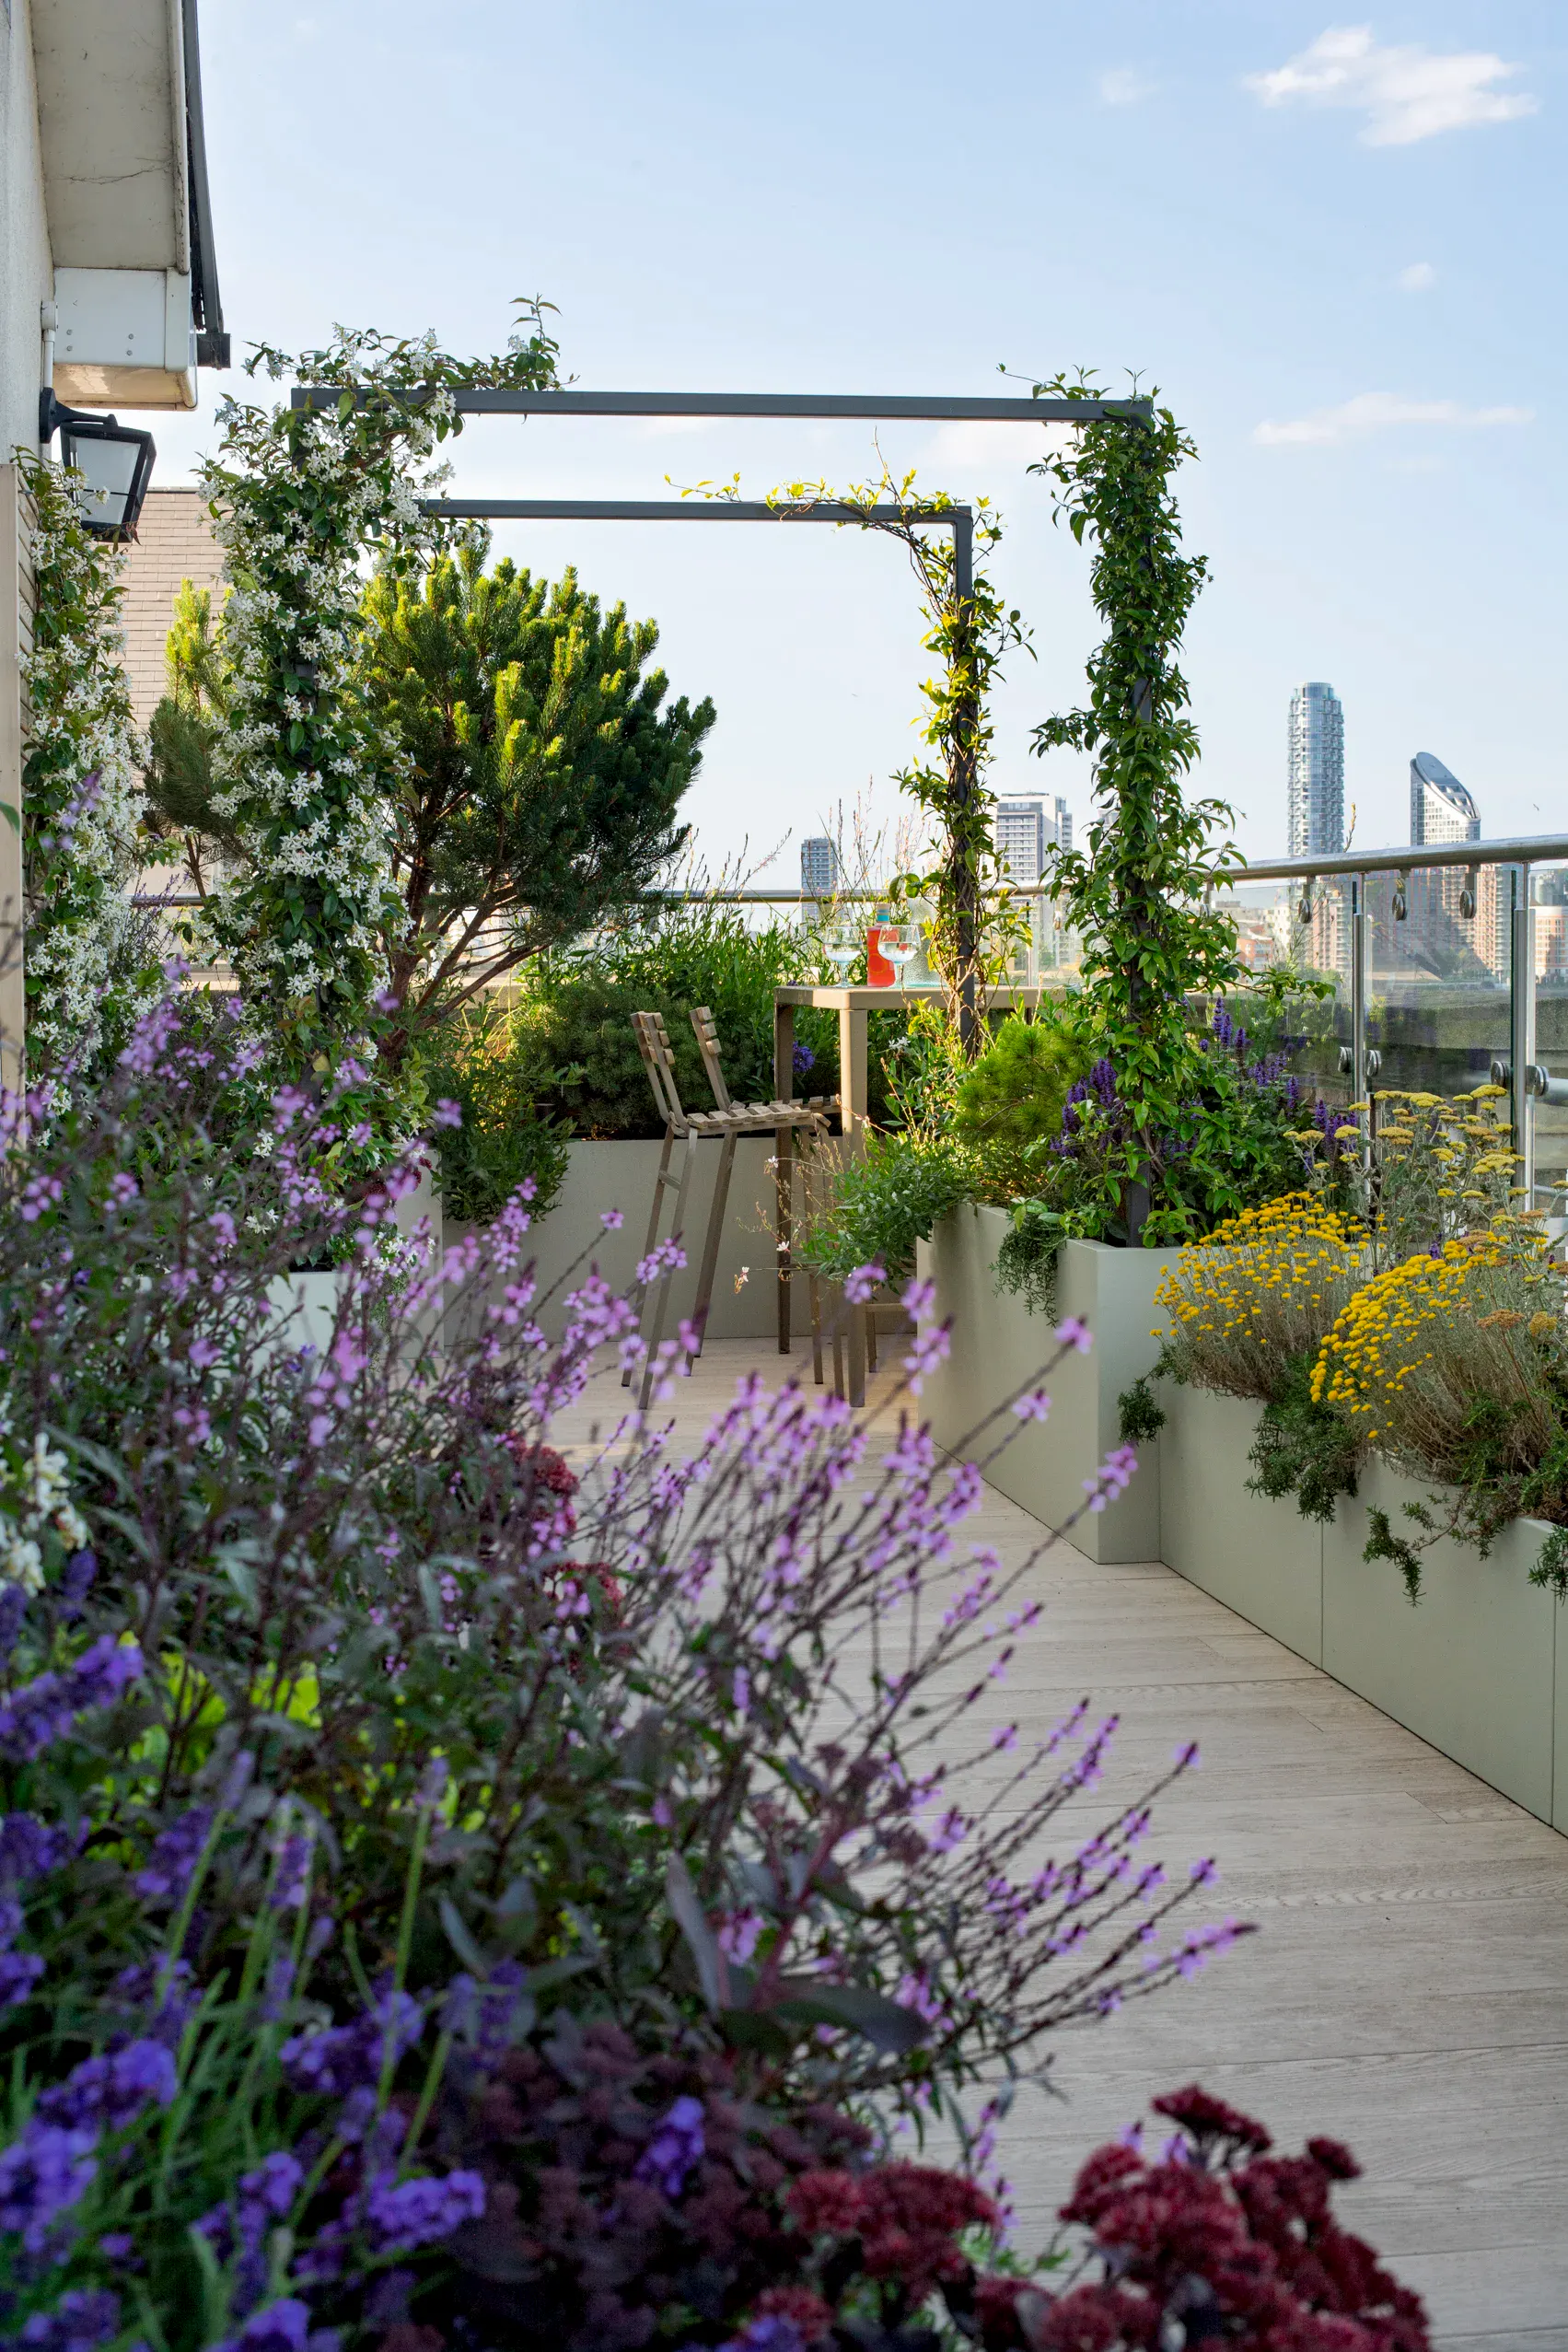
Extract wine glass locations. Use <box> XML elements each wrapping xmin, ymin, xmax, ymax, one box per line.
<box><xmin>824</xmin><ymin>920</ymin><xmax>860</xmax><ymax>980</ymax></box>
<box><xmin>880</xmin><ymin>922</ymin><xmax>918</xmax><ymax>980</ymax></box>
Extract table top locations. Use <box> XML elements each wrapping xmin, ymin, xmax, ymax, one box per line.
<box><xmin>773</xmin><ymin>984</ymin><xmax>1047</xmax><ymax>1010</ymax></box>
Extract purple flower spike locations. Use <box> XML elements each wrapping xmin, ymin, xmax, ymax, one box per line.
<box><xmin>134</xmin><ymin>1807</ymin><xmax>214</xmax><ymax>1906</ymax></box>
<box><xmin>366</xmin><ymin>2166</ymin><xmax>485</xmax><ymax>2252</ymax></box>
<box><xmin>633</xmin><ymin>2093</ymin><xmax>706</xmax><ymax>2198</ymax></box>
<box><xmin>18</xmin><ymin>2286</ymin><xmax>122</xmax><ymax>2350</ymax></box>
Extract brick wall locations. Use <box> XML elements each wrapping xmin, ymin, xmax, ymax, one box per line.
<box><xmin>118</xmin><ymin>489</ymin><xmax>226</xmax><ymax>730</ymax></box>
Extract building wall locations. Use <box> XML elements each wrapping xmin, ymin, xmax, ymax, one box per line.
<box><xmin>117</xmin><ymin>486</ymin><xmax>224</xmax><ymax>728</ymax></box>
<box><xmin>0</xmin><ymin>0</ymin><xmax>54</xmax><ymax>460</ymax></box>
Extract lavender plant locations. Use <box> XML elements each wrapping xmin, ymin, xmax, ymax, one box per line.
<box><xmin>0</xmin><ymin>985</ymin><xmax>1244</xmax><ymax>2344</ymax></box>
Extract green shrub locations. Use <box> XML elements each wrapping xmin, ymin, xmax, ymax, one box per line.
<box><xmin>799</xmin><ymin>1133</ymin><xmax>970</xmax><ymax>1285</ymax></box>
<box><xmin>952</xmin><ymin>1010</ymin><xmax>1086</xmax><ymax>1200</ymax></box>
<box><xmin>420</xmin><ymin>1005</ymin><xmax>572</xmax><ymax>1226</ymax></box>
<box><xmin>480</xmin><ymin>906</ymin><xmax>843</xmax><ymax>1140</ymax></box>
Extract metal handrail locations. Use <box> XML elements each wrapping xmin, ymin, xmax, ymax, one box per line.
<box><xmin>1233</xmin><ymin>833</ymin><xmax>1568</xmax><ymax>883</ymax></box>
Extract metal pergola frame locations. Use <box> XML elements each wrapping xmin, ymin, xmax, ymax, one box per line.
<box><xmin>285</xmin><ymin>385</ymin><xmax>1155</xmax><ymax>595</ymax></box>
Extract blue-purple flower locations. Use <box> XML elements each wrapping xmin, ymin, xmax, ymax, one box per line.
<box><xmin>0</xmin><ymin>1636</ymin><xmax>143</xmax><ymax>1763</ymax></box>
<box><xmin>17</xmin><ymin>2286</ymin><xmax>122</xmax><ymax>2350</ymax></box>
<box><xmin>633</xmin><ymin>2094</ymin><xmax>706</xmax><ymax>2198</ymax></box>
<box><xmin>134</xmin><ymin>1806</ymin><xmax>214</xmax><ymax>1905</ymax></box>
<box><xmin>365</xmin><ymin>2166</ymin><xmax>485</xmax><ymax>2252</ymax></box>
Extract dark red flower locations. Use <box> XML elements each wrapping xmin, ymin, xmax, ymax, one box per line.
<box><xmin>1307</xmin><ymin>2138</ymin><xmax>1361</xmax><ymax>2183</ymax></box>
<box><xmin>1152</xmin><ymin>2084</ymin><xmax>1272</xmax><ymax>2153</ymax></box>
<box><xmin>753</xmin><ymin>2283</ymin><xmax>834</xmax><ymax>2342</ymax></box>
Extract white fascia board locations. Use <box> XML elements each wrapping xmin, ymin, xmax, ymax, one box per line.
<box><xmin>52</xmin><ymin>267</ymin><xmax>196</xmax><ymax>410</ymax></box>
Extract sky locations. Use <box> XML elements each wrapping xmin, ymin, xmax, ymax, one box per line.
<box><xmin>150</xmin><ymin>2</ymin><xmax>1565</xmax><ymax>879</ymax></box>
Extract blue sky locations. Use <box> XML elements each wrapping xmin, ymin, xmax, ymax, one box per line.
<box><xmin>154</xmin><ymin>3</ymin><xmax>1564</xmax><ymax>874</ymax></box>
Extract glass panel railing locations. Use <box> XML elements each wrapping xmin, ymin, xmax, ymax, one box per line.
<box><xmin>1531</xmin><ymin>863</ymin><xmax>1568</xmax><ymax>1213</ymax></box>
<box><xmin>1361</xmin><ymin>866</ymin><xmax>1513</xmax><ymax>1108</ymax></box>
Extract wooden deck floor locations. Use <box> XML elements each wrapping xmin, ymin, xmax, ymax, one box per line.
<box><xmin>552</xmin><ymin>1337</ymin><xmax>1568</xmax><ymax>2352</ymax></box>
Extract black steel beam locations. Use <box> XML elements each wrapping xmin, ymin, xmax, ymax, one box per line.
<box><xmin>419</xmin><ymin>498</ymin><xmax>964</xmax><ymax>523</ymax></box>
<box><xmin>291</xmin><ymin>387</ymin><xmax>1150</xmax><ymax>422</ymax></box>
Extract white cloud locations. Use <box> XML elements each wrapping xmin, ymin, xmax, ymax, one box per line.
<box><xmin>1254</xmin><ymin>392</ymin><xmax>1533</xmax><ymax>447</ymax></box>
<box><xmin>1245</xmin><ymin>25</ymin><xmax>1538</xmax><ymax>146</ymax></box>
<box><xmin>1398</xmin><ymin>260</ymin><xmax>1436</xmax><ymax>292</ymax></box>
<box><xmin>925</xmin><ymin>419</ymin><xmax>1075</xmax><ymax>468</ymax></box>
<box><xmin>1099</xmin><ymin>67</ymin><xmax>1155</xmax><ymax>107</ymax></box>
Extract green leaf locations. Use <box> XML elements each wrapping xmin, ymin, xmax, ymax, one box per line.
<box><xmin>769</xmin><ymin>1978</ymin><xmax>928</xmax><ymax>2055</ymax></box>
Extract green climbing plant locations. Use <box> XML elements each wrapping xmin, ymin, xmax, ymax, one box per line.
<box><xmin>679</xmin><ymin>465</ymin><xmax>1028</xmax><ymax>1045</ymax></box>
<box><xmin>1024</xmin><ymin>373</ymin><xmax>1244</xmax><ymax>1228</ymax></box>
<box><xmin>194</xmin><ymin>305</ymin><xmax>562</xmax><ymax>1084</ymax></box>
<box><xmin>14</xmin><ymin>450</ymin><xmax>159</xmax><ymax>1084</ymax></box>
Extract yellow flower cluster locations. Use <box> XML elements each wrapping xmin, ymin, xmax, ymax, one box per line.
<box><xmin>1311</xmin><ymin>1221</ymin><xmax>1563</xmax><ymax>1471</ymax></box>
<box><xmin>1156</xmin><ymin>1194</ymin><xmax>1365</xmax><ymax>1403</ymax></box>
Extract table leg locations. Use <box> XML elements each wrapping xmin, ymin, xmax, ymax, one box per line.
<box><xmin>774</xmin><ymin>1001</ymin><xmax>796</xmax><ymax>1354</ymax></box>
<box><xmin>839</xmin><ymin>1002</ymin><xmax>869</xmax><ymax>1153</ymax></box>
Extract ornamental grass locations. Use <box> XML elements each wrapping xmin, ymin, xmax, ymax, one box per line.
<box><xmin>1295</xmin><ymin>1084</ymin><xmax>1518</xmax><ymax>1268</ymax></box>
<box><xmin>1310</xmin><ymin>1225</ymin><xmax>1568</xmax><ymax>1497</ymax></box>
<box><xmin>1154</xmin><ymin>1194</ymin><xmax>1366</xmax><ymax>1403</ymax></box>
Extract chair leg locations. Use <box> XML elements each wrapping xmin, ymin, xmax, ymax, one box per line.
<box><xmin>638</xmin><ymin>1133</ymin><xmax>699</xmax><ymax>1410</ymax></box>
<box><xmin>625</xmin><ymin>1130</ymin><xmax>676</xmax><ymax>1388</ymax></box>
<box><xmin>774</xmin><ymin>1124</ymin><xmax>794</xmax><ymax>1355</ymax></box>
<box><xmin>687</xmin><ymin>1129</ymin><xmax>736</xmax><ymax>1368</ymax></box>
<box><xmin>809</xmin><ymin>1274</ymin><xmax>824</xmax><ymax>1386</ymax></box>
<box><xmin>866</xmin><ymin>1314</ymin><xmax>878</xmax><ymax>1375</ymax></box>
<box><xmin>847</xmin><ymin>1301</ymin><xmax>867</xmax><ymax>1409</ymax></box>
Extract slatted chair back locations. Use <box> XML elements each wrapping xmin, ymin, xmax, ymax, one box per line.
<box><xmin>631</xmin><ymin>1009</ymin><xmax>691</xmax><ymax>1135</ymax></box>
<box><xmin>689</xmin><ymin>1004</ymin><xmax>735</xmax><ymax>1113</ymax></box>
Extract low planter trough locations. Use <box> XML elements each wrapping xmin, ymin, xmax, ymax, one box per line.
<box><xmin>916</xmin><ymin>1205</ymin><xmax>1179</xmax><ymax>1565</ymax></box>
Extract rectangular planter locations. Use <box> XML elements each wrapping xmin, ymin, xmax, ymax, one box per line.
<box><xmin>1155</xmin><ymin>1386</ymin><xmax>1566</xmax><ymax>1834</ymax></box>
<box><xmin>1322</xmin><ymin>1457</ymin><xmax>1562</xmax><ymax>1826</ymax></box>
<box><xmin>1158</xmin><ymin>1384</ymin><xmax>1324</xmax><ymax>1666</ymax></box>
<box><xmin>449</xmin><ymin>1135</ymin><xmax>807</xmax><ymax>1346</ymax></box>
<box><xmin>915</xmin><ymin>1205</ymin><xmax>1179</xmax><ymax>1564</ymax></box>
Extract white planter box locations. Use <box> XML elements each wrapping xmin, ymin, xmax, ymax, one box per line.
<box><xmin>1158</xmin><ymin>1383</ymin><xmax>1324</xmax><ymax>1666</ymax></box>
<box><xmin>1322</xmin><ymin>1457</ymin><xmax>1562</xmax><ymax>1826</ymax></box>
<box><xmin>1156</xmin><ymin>1386</ymin><xmax>1567</xmax><ymax>1833</ymax></box>
<box><xmin>450</xmin><ymin>1135</ymin><xmax>807</xmax><ymax>1347</ymax></box>
<box><xmin>915</xmin><ymin>1205</ymin><xmax>1178</xmax><ymax>1565</ymax></box>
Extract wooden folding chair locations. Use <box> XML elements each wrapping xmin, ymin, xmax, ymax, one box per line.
<box><xmin>627</xmin><ymin>1011</ymin><xmax>827</xmax><ymax>1407</ymax></box>
<box><xmin>687</xmin><ymin>1005</ymin><xmax>837</xmax><ymax>1382</ymax></box>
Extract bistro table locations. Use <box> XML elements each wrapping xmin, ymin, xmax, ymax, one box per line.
<box><xmin>770</xmin><ymin>984</ymin><xmax>1046</xmax><ymax>1365</ymax></box>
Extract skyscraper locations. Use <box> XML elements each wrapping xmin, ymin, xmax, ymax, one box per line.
<box><xmin>1407</xmin><ymin>754</ymin><xmax>1492</xmax><ymax>978</ymax></box>
<box><xmin>799</xmin><ymin>836</ymin><xmax>839</xmax><ymax>895</ymax></box>
<box><xmin>1409</xmin><ymin>751</ymin><xmax>1480</xmax><ymax>846</ymax></box>
<box><xmin>1051</xmin><ymin>795</ymin><xmax>1073</xmax><ymax>857</ymax></box>
<box><xmin>1287</xmin><ymin>682</ymin><xmax>1345</xmax><ymax>857</ymax></box>
<box><xmin>994</xmin><ymin>798</ymin><xmax>1048</xmax><ymax>884</ymax></box>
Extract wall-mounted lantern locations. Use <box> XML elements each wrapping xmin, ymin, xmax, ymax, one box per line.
<box><xmin>39</xmin><ymin>390</ymin><xmax>157</xmax><ymax>541</ymax></box>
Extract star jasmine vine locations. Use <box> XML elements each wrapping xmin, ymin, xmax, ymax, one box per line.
<box><xmin>15</xmin><ymin>454</ymin><xmax>158</xmax><ymax>1083</ymax></box>
<box><xmin>194</xmin><ymin>308</ymin><xmax>562</xmax><ymax>1079</ymax></box>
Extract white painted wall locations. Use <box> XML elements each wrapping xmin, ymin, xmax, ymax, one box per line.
<box><xmin>0</xmin><ymin>0</ymin><xmax>53</xmax><ymax>459</ymax></box>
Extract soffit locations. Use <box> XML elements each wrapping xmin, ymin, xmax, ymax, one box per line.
<box><xmin>30</xmin><ymin>0</ymin><xmax>189</xmax><ymax>272</ymax></box>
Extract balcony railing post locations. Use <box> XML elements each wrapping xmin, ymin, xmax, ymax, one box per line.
<box><xmin>1510</xmin><ymin>865</ymin><xmax>1536</xmax><ymax>1200</ymax></box>
<box><xmin>1351</xmin><ymin>874</ymin><xmax>1368</xmax><ymax>1121</ymax></box>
